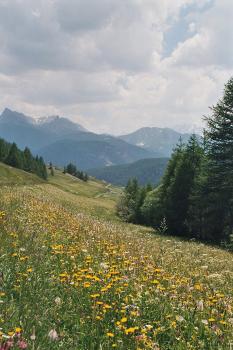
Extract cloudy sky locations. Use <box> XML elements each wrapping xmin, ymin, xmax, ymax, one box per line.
<box><xmin>0</xmin><ymin>0</ymin><xmax>232</xmax><ymax>135</ymax></box>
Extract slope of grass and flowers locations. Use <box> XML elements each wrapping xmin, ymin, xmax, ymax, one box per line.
<box><xmin>0</xmin><ymin>165</ymin><xmax>233</xmax><ymax>349</ymax></box>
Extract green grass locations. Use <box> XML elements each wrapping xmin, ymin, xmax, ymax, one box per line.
<box><xmin>45</xmin><ymin>168</ymin><xmax>121</xmax><ymax>220</ymax></box>
<box><xmin>0</xmin><ymin>163</ymin><xmax>121</xmax><ymax>220</ymax></box>
<box><xmin>0</xmin><ymin>162</ymin><xmax>44</xmax><ymax>185</ymax></box>
<box><xmin>0</xmin><ymin>164</ymin><xmax>232</xmax><ymax>349</ymax></box>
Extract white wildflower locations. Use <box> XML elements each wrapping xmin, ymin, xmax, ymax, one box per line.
<box><xmin>55</xmin><ymin>297</ymin><xmax>62</xmax><ymax>305</ymax></box>
<box><xmin>48</xmin><ymin>329</ymin><xmax>59</xmax><ymax>341</ymax></box>
<box><xmin>197</xmin><ymin>300</ymin><xmax>204</xmax><ymax>311</ymax></box>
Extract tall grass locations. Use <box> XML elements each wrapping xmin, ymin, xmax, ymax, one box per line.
<box><xmin>0</xmin><ymin>184</ymin><xmax>232</xmax><ymax>349</ymax></box>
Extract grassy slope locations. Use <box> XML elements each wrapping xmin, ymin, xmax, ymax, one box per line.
<box><xmin>0</xmin><ymin>162</ymin><xmax>44</xmax><ymax>185</ymax></box>
<box><xmin>46</xmin><ymin>169</ymin><xmax>121</xmax><ymax>220</ymax></box>
<box><xmin>0</xmin><ymin>164</ymin><xmax>233</xmax><ymax>350</ymax></box>
<box><xmin>0</xmin><ymin>162</ymin><xmax>121</xmax><ymax>220</ymax></box>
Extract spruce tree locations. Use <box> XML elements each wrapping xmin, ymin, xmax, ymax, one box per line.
<box><xmin>23</xmin><ymin>147</ymin><xmax>33</xmax><ymax>172</ymax></box>
<box><xmin>5</xmin><ymin>143</ymin><xmax>22</xmax><ymax>168</ymax></box>
<box><xmin>34</xmin><ymin>156</ymin><xmax>47</xmax><ymax>180</ymax></box>
<box><xmin>165</xmin><ymin>135</ymin><xmax>203</xmax><ymax>236</ymax></box>
<box><xmin>187</xmin><ymin>155</ymin><xmax>209</xmax><ymax>240</ymax></box>
<box><xmin>66</xmin><ymin>163</ymin><xmax>77</xmax><ymax>176</ymax></box>
<box><xmin>40</xmin><ymin>157</ymin><xmax>48</xmax><ymax>180</ymax></box>
<box><xmin>203</xmin><ymin>77</ymin><xmax>233</xmax><ymax>241</ymax></box>
<box><xmin>146</xmin><ymin>136</ymin><xmax>203</xmax><ymax>235</ymax></box>
<box><xmin>116</xmin><ymin>178</ymin><xmax>140</xmax><ymax>223</ymax></box>
<box><xmin>148</xmin><ymin>139</ymin><xmax>185</xmax><ymax>231</ymax></box>
<box><xmin>0</xmin><ymin>139</ymin><xmax>10</xmax><ymax>162</ymax></box>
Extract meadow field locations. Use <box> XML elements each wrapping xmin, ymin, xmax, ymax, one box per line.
<box><xmin>0</xmin><ymin>164</ymin><xmax>233</xmax><ymax>349</ymax></box>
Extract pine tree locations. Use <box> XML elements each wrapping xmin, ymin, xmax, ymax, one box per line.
<box><xmin>23</xmin><ymin>147</ymin><xmax>33</xmax><ymax>172</ymax></box>
<box><xmin>5</xmin><ymin>143</ymin><xmax>22</xmax><ymax>168</ymax></box>
<box><xmin>164</xmin><ymin>135</ymin><xmax>203</xmax><ymax>236</ymax></box>
<box><xmin>187</xmin><ymin>156</ymin><xmax>209</xmax><ymax>240</ymax></box>
<box><xmin>0</xmin><ymin>138</ymin><xmax>10</xmax><ymax>162</ymax></box>
<box><xmin>66</xmin><ymin>163</ymin><xmax>77</xmax><ymax>176</ymax></box>
<box><xmin>159</xmin><ymin>138</ymin><xmax>185</xmax><ymax>206</ymax></box>
<box><xmin>145</xmin><ymin>136</ymin><xmax>203</xmax><ymax>235</ymax></box>
<box><xmin>116</xmin><ymin>178</ymin><xmax>140</xmax><ymax>223</ymax></box>
<box><xmin>202</xmin><ymin>77</ymin><xmax>233</xmax><ymax>241</ymax></box>
<box><xmin>141</xmin><ymin>187</ymin><xmax>162</xmax><ymax>227</ymax></box>
<box><xmin>145</xmin><ymin>139</ymin><xmax>185</xmax><ymax>231</ymax></box>
<box><xmin>40</xmin><ymin>157</ymin><xmax>48</xmax><ymax>180</ymax></box>
<box><xmin>34</xmin><ymin>156</ymin><xmax>47</xmax><ymax>180</ymax></box>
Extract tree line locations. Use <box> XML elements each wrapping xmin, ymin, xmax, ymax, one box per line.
<box><xmin>63</xmin><ymin>163</ymin><xmax>89</xmax><ymax>182</ymax></box>
<box><xmin>0</xmin><ymin>138</ymin><xmax>47</xmax><ymax>180</ymax></box>
<box><xmin>117</xmin><ymin>77</ymin><xmax>233</xmax><ymax>245</ymax></box>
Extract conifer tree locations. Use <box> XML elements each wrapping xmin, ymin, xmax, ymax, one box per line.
<box><xmin>5</xmin><ymin>142</ymin><xmax>22</xmax><ymax>168</ymax></box>
<box><xmin>143</xmin><ymin>136</ymin><xmax>203</xmax><ymax>235</ymax></box>
<box><xmin>202</xmin><ymin>77</ymin><xmax>233</xmax><ymax>241</ymax></box>
<box><xmin>66</xmin><ymin>163</ymin><xmax>77</xmax><ymax>176</ymax></box>
<box><xmin>40</xmin><ymin>157</ymin><xmax>48</xmax><ymax>180</ymax></box>
<box><xmin>23</xmin><ymin>147</ymin><xmax>33</xmax><ymax>172</ymax></box>
<box><xmin>144</xmin><ymin>139</ymin><xmax>185</xmax><ymax>231</ymax></box>
<box><xmin>116</xmin><ymin>178</ymin><xmax>139</xmax><ymax>223</ymax></box>
<box><xmin>163</xmin><ymin>135</ymin><xmax>203</xmax><ymax>235</ymax></box>
<box><xmin>0</xmin><ymin>138</ymin><xmax>10</xmax><ymax>162</ymax></box>
<box><xmin>34</xmin><ymin>156</ymin><xmax>47</xmax><ymax>180</ymax></box>
<box><xmin>187</xmin><ymin>155</ymin><xmax>208</xmax><ymax>239</ymax></box>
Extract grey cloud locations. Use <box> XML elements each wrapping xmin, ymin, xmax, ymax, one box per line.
<box><xmin>0</xmin><ymin>1</ymin><xmax>71</xmax><ymax>72</ymax></box>
<box><xmin>0</xmin><ymin>0</ymin><xmax>164</xmax><ymax>74</ymax></box>
<box><xmin>0</xmin><ymin>0</ymin><xmax>232</xmax><ymax>135</ymax></box>
<box><xmin>16</xmin><ymin>71</ymin><xmax>123</xmax><ymax>105</ymax></box>
<box><xmin>55</xmin><ymin>0</ymin><xmax>115</xmax><ymax>32</ymax></box>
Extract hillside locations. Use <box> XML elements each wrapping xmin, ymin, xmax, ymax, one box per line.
<box><xmin>0</xmin><ymin>164</ymin><xmax>232</xmax><ymax>349</ymax></box>
<box><xmin>89</xmin><ymin>158</ymin><xmax>169</xmax><ymax>186</ymax></box>
<box><xmin>0</xmin><ymin>162</ymin><xmax>120</xmax><ymax>220</ymax></box>
<box><xmin>38</xmin><ymin>139</ymin><xmax>155</xmax><ymax>170</ymax></box>
<box><xmin>0</xmin><ymin>162</ymin><xmax>44</xmax><ymax>185</ymax></box>
<box><xmin>120</xmin><ymin>127</ymin><xmax>195</xmax><ymax>156</ymax></box>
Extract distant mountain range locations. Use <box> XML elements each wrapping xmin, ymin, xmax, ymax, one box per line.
<box><xmin>0</xmin><ymin>108</ymin><xmax>154</xmax><ymax>169</ymax></box>
<box><xmin>0</xmin><ymin>108</ymin><xmax>86</xmax><ymax>150</ymax></box>
<box><xmin>0</xmin><ymin>108</ymin><xmax>198</xmax><ymax>171</ymax></box>
<box><xmin>119</xmin><ymin>127</ymin><xmax>193</xmax><ymax>156</ymax></box>
<box><xmin>38</xmin><ymin>139</ymin><xmax>156</xmax><ymax>170</ymax></box>
<box><xmin>89</xmin><ymin>158</ymin><xmax>169</xmax><ymax>186</ymax></box>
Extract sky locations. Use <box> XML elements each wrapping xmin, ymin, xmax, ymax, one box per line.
<box><xmin>0</xmin><ymin>0</ymin><xmax>232</xmax><ymax>135</ymax></box>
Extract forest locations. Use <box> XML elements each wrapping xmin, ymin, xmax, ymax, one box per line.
<box><xmin>0</xmin><ymin>138</ymin><xmax>47</xmax><ymax>180</ymax></box>
<box><xmin>117</xmin><ymin>77</ymin><xmax>233</xmax><ymax>245</ymax></box>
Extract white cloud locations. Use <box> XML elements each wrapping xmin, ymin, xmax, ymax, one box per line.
<box><xmin>0</xmin><ymin>0</ymin><xmax>232</xmax><ymax>134</ymax></box>
<box><xmin>167</xmin><ymin>0</ymin><xmax>233</xmax><ymax>69</ymax></box>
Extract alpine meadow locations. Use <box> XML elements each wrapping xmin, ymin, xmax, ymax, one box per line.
<box><xmin>0</xmin><ymin>1</ymin><xmax>233</xmax><ymax>350</ymax></box>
